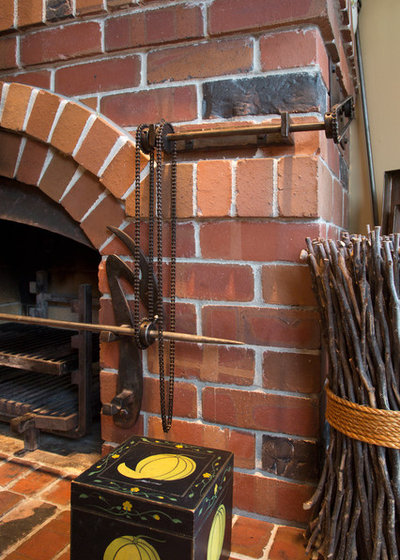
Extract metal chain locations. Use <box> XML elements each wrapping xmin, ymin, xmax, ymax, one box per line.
<box><xmin>147</xmin><ymin>146</ymin><xmax>155</xmax><ymax>321</ymax></box>
<box><xmin>169</xmin><ymin>135</ymin><xmax>177</xmax><ymax>428</ymax></box>
<box><xmin>155</xmin><ymin>121</ymin><xmax>177</xmax><ymax>433</ymax></box>
<box><xmin>155</xmin><ymin>122</ymin><xmax>167</xmax><ymax>431</ymax></box>
<box><xmin>134</xmin><ymin>121</ymin><xmax>176</xmax><ymax>432</ymax></box>
<box><xmin>134</xmin><ymin>124</ymin><xmax>148</xmax><ymax>349</ymax></box>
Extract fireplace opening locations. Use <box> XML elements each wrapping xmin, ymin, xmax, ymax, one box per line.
<box><xmin>0</xmin><ymin>180</ymin><xmax>102</xmax><ymax>457</ymax></box>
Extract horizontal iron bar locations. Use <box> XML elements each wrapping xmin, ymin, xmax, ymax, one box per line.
<box><xmin>147</xmin><ymin>329</ymin><xmax>240</xmax><ymax>345</ymax></box>
<box><xmin>168</xmin><ymin>121</ymin><xmax>325</xmax><ymax>142</ymax></box>
<box><xmin>0</xmin><ymin>313</ymin><xmax>243</xmax><ymax>346</ymax></box>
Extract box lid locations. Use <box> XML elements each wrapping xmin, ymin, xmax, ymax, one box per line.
<box><xmin>72</xmin><ymin>436</ymin><xmax>233</xmax><ymax>535</ymax></box>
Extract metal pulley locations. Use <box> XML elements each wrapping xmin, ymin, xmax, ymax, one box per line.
<box><xmin>324</xmin><ymin>96</ymin><xmax>355</xmax><ymax>146</ymax></box>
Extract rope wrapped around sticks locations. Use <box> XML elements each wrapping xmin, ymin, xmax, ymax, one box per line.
<box><xmin>302</xmin><ymin>229</ymin><xmax>400</xmax><ymax>560</ymax></box>
<box><xmin>326</xmin><ymin>385</ymin><xmax>400</xmax><ymax>449</ymax></box>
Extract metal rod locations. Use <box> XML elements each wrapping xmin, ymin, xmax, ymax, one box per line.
<box><xmin>356</xmin><ymin>29</ymin><xmax>379</xmax><ymax>226</ymax></box>
<box><xmin>147</xmin><ymin>330</ymin><xmax>240</xmax><ymax>345</ymax></box>
<box><xmin>168</xmin><ymin>121</ymin><xmax>325</xmax><ymax>142</ymax></box>
<box><xmin>0</xmin><ymin>313</ymin><xmax>243</xmax><ymax>346</ymax></box>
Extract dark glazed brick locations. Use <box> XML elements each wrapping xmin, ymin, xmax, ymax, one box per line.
<box><xmin>203</xmin><ymin>72</ymin><xmax>327</xmax><ymax>119</ymax></box>
<box><xmin>46</xmin><ymin>0</ymin><xmax>73</xmax><ymax>20</ymax></box>
<box><xmin>262</xmin><ymin>434</ymin><xmax>320</xmax><ymax>482</ymax></box>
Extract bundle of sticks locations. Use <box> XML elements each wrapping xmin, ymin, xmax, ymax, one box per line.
<box><xmin>301</xmin><ymin>228</ymin><xmax>400</xmax><ymax>559</ymax></box>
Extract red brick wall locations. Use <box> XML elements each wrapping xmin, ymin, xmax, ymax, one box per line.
<box><xmin>0</xmin><ymin>0</ymin><xmax>356</xmax><ymax>526</ymax></box>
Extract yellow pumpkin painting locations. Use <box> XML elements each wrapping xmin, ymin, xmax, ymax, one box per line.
<box><xmin>207</xmin><ymin>504</ymin><xmax>226</xmax><ymax>560</ymax></box>
<box><xmin>117</xmin><ymin>453</ymin><xmax>196</xmax><ymax>481</ymax></box>
<box><xmin>103</xmin><ymin>535</ymin><xmax>161</xmax><ymax>560</ymax></box>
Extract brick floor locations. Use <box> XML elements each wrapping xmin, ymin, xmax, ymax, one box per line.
<box><xmin>0</xmin><ymin>451</ymin><xmax>308</xmax><ymax>559</ymax></box>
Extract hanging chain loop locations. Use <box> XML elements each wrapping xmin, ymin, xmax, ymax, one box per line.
<box><xmin>134</xmin><ymin>121</ymin><xmax>177</xmax><ymax>432</ymax></box>
<box><xmin>134</xmin><ymin>124</ymin><xmax>148</xmax><ymax>350</ymax></box>
<box><xmin>155</xmin><ymin>121</ymin><xmax>177</xmax><ymax>432</ymax></box>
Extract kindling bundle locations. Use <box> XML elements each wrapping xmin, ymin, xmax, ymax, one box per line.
<box><xmin>301</xmin><ymin>228</ymin><xmax>400</xmax><ymax>560</ymax></box>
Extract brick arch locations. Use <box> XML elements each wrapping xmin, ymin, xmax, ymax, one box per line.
<box><xmin>0</xmin><ymin>81</ymin><xmax>149</xmax><ymax>251</ymax></box>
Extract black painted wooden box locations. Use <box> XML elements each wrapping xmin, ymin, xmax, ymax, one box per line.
<box><xmin>70</xmin><ymin>435</ymin><xmax>233</xmax><ymax>560</ymax></box>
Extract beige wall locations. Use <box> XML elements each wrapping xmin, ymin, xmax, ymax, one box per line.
<box><xmin>349</xmin><ymin>0</ymin><xmax>400</xmax><ymax>233</ymax></box>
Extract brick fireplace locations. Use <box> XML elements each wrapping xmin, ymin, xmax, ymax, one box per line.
<box><xmin>0</xmin><ymin>0</ymin><xmax>357</xmax><ymax>528</ymax></box>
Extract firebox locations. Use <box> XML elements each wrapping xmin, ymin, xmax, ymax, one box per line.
<box><xmin>0</xmin><ymin>178</ymin><xmax>101</xmax><ymax>452</ymax></box>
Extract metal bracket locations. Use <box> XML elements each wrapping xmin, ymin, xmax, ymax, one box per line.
<box><xmin>101</xmin><ymin>227</ymin><xmax>158</xmax><ymax>429</ymax></box>
<box><xmin>324</xmin><ymin>96</ymin><xmax>355</xmax><ymax>147</ymax></box>
<box><xmin>11</xmin><ymin>413</ymin><xmax>40</xmax><ymax>453</ymax></box>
